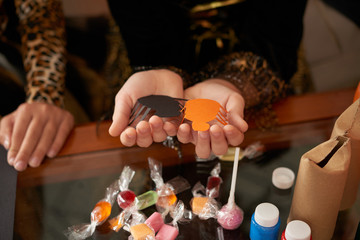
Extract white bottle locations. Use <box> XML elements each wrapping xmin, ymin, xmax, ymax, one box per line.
<box><xmin>281</xmin><ymin>220</ymin><xmax>312</xmax><ymax>240</ymax></box>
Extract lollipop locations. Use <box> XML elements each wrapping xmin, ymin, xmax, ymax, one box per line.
<box><xmin>217</xmin><ymin>147</ymin><xmax>244</xmax><ymax>230</ymax></box>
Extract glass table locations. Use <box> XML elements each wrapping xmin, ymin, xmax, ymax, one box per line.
<box><xmin>9</xmin><ymin>88</ymin><xmax>359</xmax><ymax>239</ymax></box>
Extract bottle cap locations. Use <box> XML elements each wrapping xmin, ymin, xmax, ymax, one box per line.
<box><xmin>272</xmin><ymin>167</ymin><xmax>295</xmax><ymax>189</ymax></box>
<box><xmin>285</xmin><ymin>220</ymin><xmax>311</xmax><ymax>240</ymax></box>
<box><xmin>254</xmin><ymin>202</ymin><xmax>279</xmax><ymax>227</ymax></box>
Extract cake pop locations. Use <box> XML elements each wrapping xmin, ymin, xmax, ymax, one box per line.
<box><xmin>217</xmin><ymin>147</ymin><xmax>244</xmax><ymax>230</ymax></box>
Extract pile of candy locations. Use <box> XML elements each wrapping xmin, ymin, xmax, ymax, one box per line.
<box><xmin>64</xmin><ymin>154</ymin><xmax>247</xmax><ymax>240</ymax></box>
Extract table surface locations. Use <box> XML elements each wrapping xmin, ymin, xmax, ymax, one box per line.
<box><xmin>12</xmin><ymin>88</ymin><xmax>359</xmax><ymax>240</ymax></box>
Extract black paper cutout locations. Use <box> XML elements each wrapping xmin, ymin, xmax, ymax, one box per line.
<box><xmin>129</xmin><ymin>95</ymin><xmax>186</xmax><ymax>126</ymax></box>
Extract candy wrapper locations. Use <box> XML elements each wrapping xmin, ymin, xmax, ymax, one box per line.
<box><xmin>108</xmin><ymin>166</ymin><xmax>137</xmax><ymax>232</ymax></box>
<box><xmin>156</xmin><ymin>200</ymin><xmax>192</xmax><ymax>240</ymax></box>
<box><xmin>190</xmin><ymin>181</ymin><xmax>220</xmax><ymax>220</ymax></box>
<box><xmin>109</xmin><ymin>190</ymin><xmax>159</xmax><ymax>232</ymax></box>
<box><xmin>117</xmin><ymin>166</ymin><xmax>136</xmax><ymax>209</ymax></box>
<box><xmin>148</xmin><ymin>158</ymin><xmax>190</xmax><ymax>216</ymax></box>
<box><xmin>205</xmin><ymin>163</ymin><xmax>223</xmax><ymax>198</ymax></box>
<box><xmin>64</xmin><ymin>171</ymin><xmax>124</xmax><ymax>239</ymax></box>
<box><xmin>127</xmin><ymin>209</ymin><xmax>157</xmax><ymax>240</ymax></box>
<box><xmin>135</xmin><ymin>190</ymin><xmax>159</xmax><ymax>211</ymax></box>
<box><xmin>219</xmin><ymin>141</ymin><xmax>265</xmax><ymax>161</ymax></box>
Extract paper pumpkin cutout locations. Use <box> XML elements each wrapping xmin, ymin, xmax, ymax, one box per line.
<box><xmin>129</xmin><ymin>95</ymin><xmax>185</xmax><ymax>126</ymax></box>
<box><xmin>181</xmin><ymin>99</ymin><xmax>228</xmax><ymax>131</ymax></box>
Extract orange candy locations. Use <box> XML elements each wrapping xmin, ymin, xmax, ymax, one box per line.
<box><xmin>90</xmin><ymin>200</ymin><xmax>112</xmax><ymax>223</ymax></box>
<box><xmin>182</xmin><ymin>99</ymin><xmax>228</xmax><ymax>131</ymax></box>
<box><xmin>191</xmin><ymin>197</ymin><xmax>209</xmax><ymax>215</ymax></box>
<box><xmin>108</xmin><ymin>212</ymin><xmax>125</xmax><ymax>232</ymax></box>
<box><xmin>130</xmin><ymin>223</ymin><xmax>155</xmax><ymax>240</ymax></box>
<box><xmin>157</xmin><ymin>192</ymin><xmax>177</xmax><ymax>208</ymax></box>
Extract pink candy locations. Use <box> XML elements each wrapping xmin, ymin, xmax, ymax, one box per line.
<box><xmin>145</xmin><ymin>212</ymin><xmax>164</xmax><ymax>233</ymax></box>
<box><xmin>156</xmin><ymin>224</ymin><xmax>179</xmax><ymax>240</ymax></box>
<box><xmin>217</xmin><ymin>203</ymin><xmax>244</xmax><ymax>230</ymax></box>
<box><xmin>142</xmin><ymin>212</ymin><xmax>179</xmax><ymax>240</ymax></box>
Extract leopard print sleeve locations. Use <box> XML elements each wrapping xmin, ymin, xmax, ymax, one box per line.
<box><xmin>193</xmin><ymin>52</ymin><xmax>289</xmax><ymax>110</ymax></box>
<box><xmin>192</xmin><ymin>52</ymin><xmax>291</xmax><ymax>129</ymax></box>
<box><xmin>15</xmin><ymin>0</ymin><xmax>66</xmax><ymax>108</ymax></box>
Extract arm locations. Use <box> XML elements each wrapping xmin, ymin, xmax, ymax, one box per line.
<box><xmin>0</xmin><ymin>0</ymin><xmax>74</xmax><ymax>171</ymax></box>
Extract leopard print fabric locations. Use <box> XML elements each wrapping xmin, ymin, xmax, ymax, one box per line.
<box><xmin>0</xmin><ymin>0</ymin><xmax>66</xmax><ymax>108</ymax></box>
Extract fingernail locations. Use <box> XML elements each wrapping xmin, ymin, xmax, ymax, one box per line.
<box><xmin>199</xmin><ymin>131</ymin><xmax>209</xmax><ymax>139</ymax></box>
<box><xmin>211</xmin><ymin>131</ymin><xmax>221</xmax><ymax>137</ymax></box>
<box><xmin>29</xmin><ymin>157</ymin><xmax>40</xmax><ymax>167</ymax></box>
<box><xmin>3</xmin><ymin>138</ymin><xmax>9</xmax><ymax>149</ymax></box>
<box><xmin>47</xmin><ymin>150</ymin><xmax>56</xmax><ymax>158</ymax></box>
<box><xmin>15</xmin><ymin>161</ymin><xmax>27</xmax><ymax>171</ymax></box>
<box><xmin>8</xmin><ymin>157</ymin><xmax>15</xmax><ymax>165</ymax></box>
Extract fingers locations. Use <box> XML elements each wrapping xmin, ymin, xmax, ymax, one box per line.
<box><xmin>149</xmin><ymin>116</ymin><xmax>167</xmax><ymax>142</ymax></box>
<box><xmin>177</xmin><ymin>123</ymin><xmax>193</xmax><ymax>144</ymax></box>
<box><xmin>226</xmin><ymin>95</ymin><xmax>248</xmax><ymax>133</ymax></box>
<box><xmin>1</xmin><ymin>103</ymin><xmax>75</xmax><ymax>171</ymax></box>
<box><xmin>195</xmin><ymin>131</ymin><xmax>211</xmax><ymax>159</ymax></box>
<box><xmin>209</xmin><ymin>125</ymin><xmax>228</xmax><ymax>156</ymax></box>
<box><xmin>46</xmin><ymin>112</ymin><xmax>74</xmax><ymax>158</ymax></box>
<box><xmin>120</xmin><ymin>127</ymin><xmax>137</xmax><ymax>146</ymax></box>
<box><xmin>224</xmin><ymin>124</ymin><xmax>245</xmax><ymax>147</ymax></box>
<box><xmin>163</xmin><ymin>120</ymin><xmax>178</xmax><ymax>137</ymax></box>
<box><xmin>109</xmin><ymin>93</ymin><xmax>133</xmax><ymax>137</ymax></box>
<box><xmin>7</xmin><ymin>110</ymin><xmax>33</xmax><ymax>170</ymax></box>
<box><xmin>0</xmin><ymin>114</ymin><xmax>15</xmax><ymax>150</ymax></box>
<box><xmin>28</xmin><ymin>120</ymin><xmax>57</xmax><ymax>167</ymax></box>
<box><xmin>12</xmin><ymin>115</ymin><xmax>47</xmax><ymax>171</ymax></box>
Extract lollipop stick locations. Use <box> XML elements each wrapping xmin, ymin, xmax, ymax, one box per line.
<box><xmin>228</xmin><ymin>147</ymin><xmax>240</xmax><ymax>206</ymax></box>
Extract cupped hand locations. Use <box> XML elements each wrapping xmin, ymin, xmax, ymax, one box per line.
<box><xmin>108</xmin><ymin>69</ymin><xmax>184</xmax><ymax>147</ymax></box>
<box><xmin>0</xmin><ymin>102</ymin><xmax>74</xmax><ymax>171</ymax></box>
<box><xmin>178</xmin><ymin>79</ymin><xmax>248</xmax><ymax>158</ymax></box>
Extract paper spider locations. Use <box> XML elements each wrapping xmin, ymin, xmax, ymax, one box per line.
<box><xmin>129</xmin><ymin>95</ymin><xmax>185</xmax><ymax>126</ymax></box>
<box><xmin>181</xmin><ymin>99</ymin><xmax>228</xmax><ymax>131</ymax></box>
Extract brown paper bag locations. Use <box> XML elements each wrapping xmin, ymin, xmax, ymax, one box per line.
<box><xmin>288</xmin><ymin>98</ymin><xmax>360</xmax><ymax>240</ymax></box>
<box><xmin>331</xmin><ymin>98</ymin><xmax>360</xmax><ymax>210</ymax></box>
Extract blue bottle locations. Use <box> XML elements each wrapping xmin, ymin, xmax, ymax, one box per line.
<box><xmin>249</xmin><ymin>202</ymin><xmax>280</xmax><ymax>240</ymax></box>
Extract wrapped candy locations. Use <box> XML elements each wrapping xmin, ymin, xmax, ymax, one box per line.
<box><xmin>64</xmin><ymin>169</ymin><xmax>127</xmax><ymax>239</ymax></box>
<box><xmin>135</xmin><ymin>190</ymin><xmax>159</xmax><ymax>210</ymax></box>
<box><xmin>108</xmin><ymin>166</ymin><xmax>138</xmax><ymax>232</ymax></box>
<box><xmin>148</xmin><ymin>158</ymin><xmax>190</xmax><ymax>216</ymax></box>
<box><xmin>219</xmin><ymin>141</ymin><xmax>265</xmax><ymax>162</ymax></box>
<box><xmin>64</xmin><ymin>166</ymin><xmax>135</xmax><ymax>239</ymax></box>
<box><xmin>156</xmin><ymin>200</ymin><xmax>191</xmax><ymax>240</ymax></box>
<box><xmin>116</xmin><ymin>166</ymin><xmax>136</xmax><ymax>209</ymax></box>
<box><xmin>190</xmin><ymin>181</ymin><xmax>219</xmax><ymax>220</ymax></box>
<box><xmin>110</xmin><ymin>190</ymin><xmax>160</xmax><ymax>232</ymax></box>
<box><xmin>127</xmin><ymin>210</ymin><xmax>157</xmax><ymax>240</ymax></box>
<box><xmin>217</xmin><ymin>147</ymin><xmax>244</xmax><ymax>230</ymax></box>
<box><xmin>206</xmin><ymin>163</ymin><xmax>223</xmax><ymax>198</ymax></box>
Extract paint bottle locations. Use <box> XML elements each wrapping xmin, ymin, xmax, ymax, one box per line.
<box><xmin>249</xmin><ymin>202</ymin><xmax>280</xmax><ymax>240</ymax></box>
<box><xmin>281</xmin><ymin>220</ymin><xmax>312</xmax><ymax>240</ymax></box>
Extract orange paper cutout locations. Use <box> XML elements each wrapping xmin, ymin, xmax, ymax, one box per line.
<box><xmin>182</xmin><ymin>99</ymin><xmax>228</xmax><ymax>131</ymax></box>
